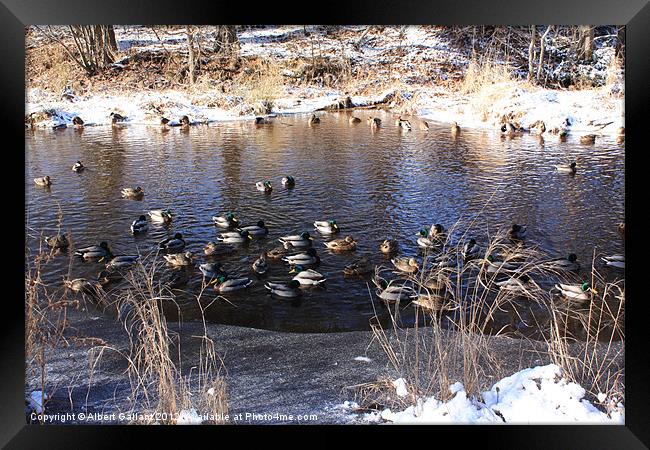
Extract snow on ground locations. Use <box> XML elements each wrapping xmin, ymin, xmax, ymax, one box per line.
<box><xmin>341</xmin><ymin>364</ymin><xmax>624</xmax><ymax>424</ymax></box>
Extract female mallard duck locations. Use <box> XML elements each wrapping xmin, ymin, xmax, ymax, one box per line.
<box><xmin>265</xmin><ymin>280</ymin><xmax>301</xmax><ymax>298</ymax></box>
<box><xmin>279</xmin><ymin>231</ymin><xmax>313</xmax><ymax>248</ymax></box>
<box><xmin>159</xmin><ymin>233</ymin><xmax>186</xmax><ymax>251</ymax></box>
<box><xmin>122</xmin><ymin>187</ymin><xmax>144</xmax><ymax>199</ymax></box>
<box><xmin>461</xmin><ymin>238</ymin><xmax>481</xmax><ymax>261</ymax></box>
<box><xmin>546</xmin><ymin>254</ymin><xmax>580</xmax><ymax>272</ymax></box>
<box><xmin>396</xmin><ymin>117</ymin><xmax>412</xmax><ymax>131</ymax></box>
<box><xmin>110</xmin><ymin>112</ymin><xmax>126</xmax><ymax>124</ymax></box>
<box><xmin>495</xmin><ymin>274</ymin><xmax>536</xmax><ymax>294</ymax></box>
<box><xmin>419</xmin><ymin>120</ymin><xmax>430</xmax><ymax>131</ymax></box>
<box><xmin>507</xmin><ymin>224</ymin><xmax>527</xmax><ymax>241</ymax></box>
<box><xmin>199</xmin><ymin>262</ymin><xmax>227</xmax><ymax>280</ymax></box>
<box><xmin>217</xmin><ymin>230</ymin><xmax>253</xmax><ymax>244</ymax></box>
<box><xmin>391</xmin><ymin>257</ymin><xmax>419</xmax><ymax>274</ymax></box>
<box><xmin>64</xmin><ymin>278</ymin><xmax>100</xmax><ymax>295</ymax></box>
<box><xmin>130</xmin><ymin>215</ymin><xmax>149</xmax><ymax>234</ymax></box>
<box><xmin>213</xmin><ymin>276</ymin><xmax>253</xmax><ymax>293</ymax></box>
<box><xmin>281</xmin><ymin>176</ymin><xmax>296</xmax><ymax>188</ymax></box>
<box><xmin>164</xmin><ymin>251</ymin><xmax>194</xmax><ymax>267</ymax></box>
<box><xmin>239</xmin><ymin>220</ymin><xmax>269</xmax><ymax>236</ymax></box>
<box><xmin>266</xmin><ymin>242</ymin><xmax>294</xmax><ymax>259</ymax></box>
<box><xmin>290</xmin><ymin>265</ymin><xmax>326</xmax><ymax>286</ymax></box>
<box><xmin>554</xmin><ymin>282</ymin><xmax>597</xmax><ymax>302</ymax></box>
<box><xmin>179</xmin><ymin>115</ymin><xmax>190</xmax><ymax>126</ymax></box>
<box><xmin>75</xmin><ymin>242</ymin><xmax>112</xmax><ymax>260</ymax></box>
<box><xmin>580</xmin><ymin>134</ymin><xmax>596</xmax><ymax>145</ymax></box>
<box><xmin>556</xmin><ymin>162</ymin><xmax>577</xmax><ymax>174</ymax></box>
<box><xmin>349</xmin><ymin>116</ymin><xmax>362</xmax><ymax>124</ymax></box>
<box><xmin>283</xmin><ymin>248</ymin><xmax>320</xmax><ymax>266</ymax></box>
<box><xmin>106</xmin><ymin>255</ymin><xmax>140</xmax><ymax>270</ymax></box>
<box><xmin>314</xmin><ymin>220</ymin><xmax>340</xmax><ymax>235</ymax></box>
<box><xmin>72</xmin><ymin>116</ymin><xmax>84</xmax><ymax>127</ymax></box>
<box><xmin>213</xmin><ymin>213</ymin><xmax>240</xmax><ymax>229</ymax></box>
<box><xmin>368</xmin><ymin>117</ymin><xmax>381</xmax><ymax>129</ymax></box>
<box><xmin>343</xmin><ymin>257</ymin><xmax>372</xmax><ymax>276</ymax></box>
<box><xmin>308</xmin><ymin>114</ymin><xmax>321</xmax><ymax>125</ymax></box>
<box><xmin>204</xmin><ymin>241</ymin><xmax>235</xmax><ymax>257</ymax></box>
<box><xmin>380</xmin><ymin>238</ymin><xmax>398</xmax><ymax>254</ymax></box>
<box><xmin>256</xmin><ymin>180</ymin><xmax>273</xmax><ymax>193</ymax></box>
<box><xmin>72</xmin><ymin>161</ymin><xmax>84</xmax><ymax>172</ymax></box>
<box><xmin>324</xmin><ymin>236</ymin><xmax>357</xmax><ymax>252</ymax></box>
<box><xmin>602</xmin><ymin>254</ymin><xmax>624</xmax><ymax>269</ymax></box>
<box><xmin>450</xmin><ymin>122</ymin><xmax>461</xmax><ymax>135</ymax></box>
<box><xmin>149</xmin><ymin>209</ymin><xmax>173</xmax><ymax>223</ymax></box>
<box><xmin>429</xmin><ymin>223</ymin><xmax>447</xmax><ymax>238</ymax></box>
<box><xmin>34</xmin><ymin>176</ymin><xmax>51</xmax><ymax>187</ymax></box>
<box><xmin>252</xmin><ymin>253</ymin><xmax>269</xmax><ymax>275</ymax></box>
<box><xmin>45</xmin><ymin>234</ymin><xmax>69</xmax><ymax>249</ymax></box>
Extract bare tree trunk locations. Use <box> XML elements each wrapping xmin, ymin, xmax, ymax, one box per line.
<box><xmin>577</xmin><ymin>25</ymin><xmax>594</xmax><ymax>61</ymax></box>
<box><xmin>107</xmin><ymin>25</ymin><xmax>118</xmax><ymax>53</ymax></box>
<box><xmin>213</xmin><ymin>25</ymin><xmax>239</xmax><ymax>58</ymax></box>
<box><xmin>537</xmin><ymin>26</ymin><xmax>552</xmax><ymax>82</ymax></box>
<box><xmin>527</xmin><ymin>26</ymin><xmax>536</xmax><ymax>82</ymax></box>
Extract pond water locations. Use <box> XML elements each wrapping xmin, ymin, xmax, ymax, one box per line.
<box><xmin>25</xmin><ymin>110</ymin><xmax>625</xmax><ymax>333</ymax></box>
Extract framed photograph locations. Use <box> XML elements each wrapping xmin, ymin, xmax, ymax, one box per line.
<box><xmin>5</xmin><ymin>0</ymin><xmax>648</xmax><ymax>445</ymax></box>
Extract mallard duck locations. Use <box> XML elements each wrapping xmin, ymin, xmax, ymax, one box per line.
<box><xmin>106</xmin><ymin>255</ymin><xmax>140</xmax><ymax>269</ymax></box>
<box><xmin>165</xmin><ymin>268</ymin><xmax>190</xmax><ymax>289</ymax></box>
<box><xmin>308</xmin><ymin>114</ymin><xmax>320</xmax><ymax>125</ymax></box>
<box><xmin>495</xmin><ymin>274</ymin><xmax>535</xmax><ymax>294</ymax></box>
<box><xmin>546</xmin><ymin>254</ymin><xmax>580</xmax><ymax>271</ymax></box>
<box><xmin>416</xmin><ymin>229</ymin><xmax>440</xmax><ymax>249</ymax></box>
<box><xmin>110</xmin><ymin>112</ymin><xmax>126</xmax><ymax>124</ymax></box>
<box><xmin>501</xmin><ymin>122</ymin><xmax>516</xmax><ymax>133</ymax></box>
<box><xmin>122</xmin><ymin>187</ymin><xmax>144</xmax><ymax>199</ymax></box>
<box><xmin>602</xmin><ymin>255</ymin><xmax>625</xmax><ymax>269</ymax></box>
<box><xmin>580</xmin><ymin>134</ymin><xmax>596</xmax><ymax>145</ymax></box>
<box><xmin>130</xmin><ymin>215</ymin><xmax>149</xmax><ymax>234</ymax></box>
<box><xmin>255</xmin><ymin>117</ymin><xmax>272</xmax><ymax>125</ymax></box>
<box><xmin>180</xmin><ymin>115</ymin><xmax>190</xmax><ymax>126</ymax></box>
<box><xmin>314</xmin><ymin>220</ymin><xmax>340</xmax><ymax>235</ymax></box>
<box><xmin>265</xmin><ymin>280</ymin><xmax>301</xmax><ymax>298</ymax></box>
<box><xmin>349</xmin><ymin>116</ymin><xmax>362</xmax><ymax>124</ymax></box>
<box><xmin>34</xmin><ymin>176</ymin><xmax>51</xmax><ymax>186</ymax></box>
<box><xmin>429</xmin><ymin>223</ymin><xmax>447</xmax><ymax>239</ymax></box>
<box><xmin>64</xmin><ymin>278</ymin><xmax>101</xmax><ymax>294</ymax></box>
<box><xmin>72</xmin><ymin>161</ymin><xmax>84</xmax><ymax>172</ymax></box>
<box><xmin>239</xmin><ymin>220</ymin><xmax>269</xmax><ymax>236</ymax></box>
<box><xmin>391</xmin><ymin>257</ymin><xmax>419</xmax><ymax>274</ymax></box>
<box><xmin>376</xmin><ymin>280</ymin><xmax>417</xmax><ymax>304</ymax></box>
<box><xmin>380</xmin><ymin>238</ymin><xmax>398</xmax><ymax>254</ymax></box>
<box><xmin>507</xmin><ymin>224</ymin><xmax>527</xmax><ymax>240</ymax></box>
<box><xmin>419</xmin><ymin>120</ymin><xmax>430</xmax><ymax>131</ymax></box>
<box><xmin>480</xmin><ymin>255</ymin><xmax>521</xmax><ymax>274</ymax></box>
<box><xmin>159</xmin><ymin>233</ymin><xmax>186</xmax><ymax>251</ymax></box>
<box><xmin>75</xmin><ymin>242</ymin><xmax>112</xmax><ymax>260</ymax></box>
<box><xmin>164</xmin><ymin>251</ymin><xmax>194</xmax><ymax>267</ymax></box>
<box><xmin>45</xmin><ymin>234</ymin><xmax>69</xmax><ymax>249</ymax></box>
<box><xmin>617</xmin><ymin>222</ymin><xmax>624</xmax><ymax>236</ymax></box>
<box><xmin>283</xmin><ymin>248</ymin><xmax>320</xmax><ymax>266</ymax></box>
<box><xmin>554</xmin><ymin>282</ymin><xmax>597</xmax><ymax>301</ymax></box>
<box><xmin>72</xmin><ymin>116</ymin><xmax>84</xmax><ymax>127</ymax></box>
<box><xmin>97</xmin><ymin>268</ymin><xmax>123</xmax><ymax>286</ymax></box>
<box><xmin>217</xmin><ymin>230</ymin><xmax>253</xmax><ymax>244</ymax></box>
<box><xmin>161</xmin><ymin>117</ymin><xmax>170</xmax><ymax>126</ymax></box>
<box><xmin>199</xmin><ymin>262</ymin><xmax>227</xmax><ymax>280</ymax></box>
<box><xmin>281</xmin><ymin>176</ymin><xmax>296</xmax><ymax>188</ymax></box>
<box><xmin>204</xmin><ymin>241</ymin><xmax>235</xmax><ymax>257</ymax></box>
<box><xmin>412</xmin><ymin>293</ymin><xmax>453</xmax><ymax>312</ymax></box>
<box><xmin>431</xmin><ymin>253</ymin><xmax>459</xmax><ymax>269</ymax></box>
<box><xmin>461</xmin><ymin>238</ymin><xmax>481</xmax><ymax>261</ymax></box>
<box><xmin>396</xmin><ymin>117</ymin><xmax>412</xmax><ymax>131</ymax></box>
<box><xmin>529</xmin><ymin>120</ymin><xmax>546</xmax><ymax>134</ymax></box>
<box><xmin>252</xmin><ymin>253</ymin><xmax>269</xmax><ymax>275</ymax></box>
<box><xmin>559</xmin><ymin>129</ymin><xmax>568</xmax><ymax>142</ymax></box>
<box><xmin>213</xmin><ymin>213</ymin><xmax>240</xmax><ymax>229</ymax></box>
<box><xmin>266</xmin><ymin>242</ymin><xmax>294</xmax><ymax>259</ymax></box>
<box><xmin>450</xmin><ymin>122</ymin><xmax>461</xmax><ymax>135</ymax></box>
<box><xmin>343</xmin><ymin>257</ymin><xmax>372</xmax><ymax>276</ymax></box>
<box><xmin>368</xmin><ymin>117</ymin><xmax>381</xmax><ymax>129</ymax></box>
<box><xmin>290</xmin><ymin>265</ymin><xmax>326</xmax><ymax>286</ymax></box>
<box><xmin>213</xmin><ymin>276</ymin><xmax>253</xmax><ymax>293</ymax></box>
<box><xmin>556</xmin><ymin>162</ymin><xmax>577</xmax><ymax>174</ymax></box>
<box><xmin>279</xmin><ymin>231</ymin><xmax>313</xmax><ymax>248</ymax></box>
<box><xmin>149</xmin><ymin>209</ymin><xmax>173</xmax><ymax>223</ymax></box>
<box><xmin>256</xmin><ymin>181</ymin><xmax>273</xmax><ymax>193</ymax></box>
<box><xmin>324</xmin><ymin>236</ymin><xmax>357</xmax><ymax>252</ymax></box>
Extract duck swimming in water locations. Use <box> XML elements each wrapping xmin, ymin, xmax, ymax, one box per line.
<box><xmin>266</xmin><ymin>243</ymin><xmax>294</xmax><ymax>260</ymax></box>
<box><xmin>546</xmin><ymin>254</ymin><xmax>580</xmax><ymax>272</ymax></box>
<box><xmin>290</xmin><ymin>265</ymin><xmax>326</xmax><ymax>286</ymax></box>
<box><xmin>130</xmin><ymin>215</ymin><xmax>149</xmax><ymax>234</ymax></box>
<box><xmin>314</xmin><ymin>220</ymin><xmax>340</xmax><ymax>235</ymax></box>
<box><xmin>122</xmin><ymin>187</ymin><xmax>144</xmax><ymax>199</ymax></box>
<box><xmin>256</xmin><ymin>181</ymin><xmax>273</xmax><ymax>193</ymax></box>
<box><xmin>45</xmin><ymin>234</ymin><xmax>69</xmax><ymax>249</ymax></box>
<box><xmin>380</xmin><ymin>238</ymin><xmax>398</xmax><ymax>254</ymax></box>
<box><xmin>507</xmin><ymin>224</ymin><xmax>527</xmax><ymax>241</ymax></box>
<box><xmin>391</xmin><ymin>257</ymin><xmax>419</xmax><ymax>274</ymax></box>
<box><xmin>556</xmin><ymin>162</ymin><xmax>577</xmax><ymax>174</ymax></box>
<box><xmin>72</xmin><ymin>161</ymin><xmax>84</xmax><ymax>172</ymax></box>
<box><xmin>239</xmin><ymin>220</ymin><xmax>269</xmax><ymax>236</ymax></box>
<box><xmin>217</xmin><ymin>230</ymin><xmax>253</xmax><ymax>244</ymax></box>
<box><xmin>252</xmin><ymin>253</ymin><xmax>269</xmax><ymax>275</ymax></box>
<box><xmin>163</xmin><ymin>251</ymin><xmax>194</xmax><ymax>267</ymax></box>
<box><xmin>279</xmin><ymin>231</ymin><xmax>313</xmax><ymax>248</ymax></box>
<box><xmin>106</xmin><ymin>255</ymin><xmax>140</xmax><ymax>270</ymax></box>
<box><xmin>265</xmin><ymin>280</ymin><xmax>302</xmax><ymax>298</ymax></box>
<box><xmin>75</xmin><ymin>242</ymin><xmax>112</xmax><ymax>260</ymax></box>
<box><xmin>308</xmin><ymin>114</ymin><xmax>321</xmax><ymax>126</ymax></box>
<box><xmin>602</xmin><ymin>254</ymin><xmax>624</xmax><ymax>269</ymax></box>
<box><xmin>281</xmin><ymin>176</ymin><xmax>296</xmax><ymax>188</ymax></box>
<box><xmin>159</xmin><ymin>233</ymin><xmax>186</xmax><ymax>251</ymax></box>
<box><xmin>213</xmin><ymin>213</ymin><xmax>240</xmax><ymax>229</ymax></box>
<box><xmin>34</xmin><ymin>176</ymin><xmax>51</xmax><ymax>187</ymax></box>
<box><xmin>343</xmin><ymin>257</ymin><xmax>373</xmax><ymax>276</ymax></box>
<box><xmin>554</xmin><ymin>282</ymin><xmax>597</xmax><ymax>302</ymax></box>
<box><xmin>283</xmin><ymin>248</ymin><xmax>320</xmax><ymax>266</ymax></box>
<box><xmin>213</xmin><ymin>276</ymin><xmax>253</xmax><ymax>293</ymax></box>
<box><xmin>199</xmin><ymin>262</ymin><xmax>227</xmax><ymax>280</ymax></box>
<box><xmin>324</xmin><ymin>236</ymin><xmax>357</xmax><ymax>252</ymax></box>
<box><xmin>461</xmin><ymin>238</ymin><xmax>481</xmax><ymax>261</ymax></box>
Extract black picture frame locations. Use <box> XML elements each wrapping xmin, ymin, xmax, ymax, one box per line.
<box><xmin>6</xmin><ymin>0</ymin><xmax>648</xmax><ymax>446</ymax></box>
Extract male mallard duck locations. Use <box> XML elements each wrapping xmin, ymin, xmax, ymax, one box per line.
<box><xmin>431</xmin><ymin>253</ymin><xmax>459</xmax><ymax>269</ymax></box>
<box><xmin>290</xmin><ymin>265</ymin><xmax>326</xmax><ymax>286</ymax></box>
<box><xmin>396</xmin><ymin>117</ymin><xmax>412</xmax><ymax>131</ymax></box>
<box><xmin>507</xmin><ymin>224</ymin><xmax>527</xmax><ymax>240</ymax></box>
<box><xmin>375</xmin><ymin>280</ymin><xmax>417</xmax><ymax>304</ymax></box>
<box><xmin>349</xmin><ymin>116</ymin><xmax>362</xmax><ymax>124</ymax></box>
<box><xmin>72</xmin><ymin>116</ymin><xmax>84</xmax><ymax>127</ymax></box>
<box><xmin>164</xmin><ymin>251</ymin><xmax>194</xmax><ymax>267</ymax></box>
<box><xmin>214</xmin><ymin>276</ymin><xmax>253</xmax><ymax>293</ymax></box>
<box><xmin>314</xmin><ymin>220</ymin><xmax>340</xmax><ymax>235</ymax></box>
<box><xmin>75</xmin><ymin>242</ymin><xmax>112</xmax><ymax>260</ymax></box>
<box><xmin>45</xmin><ymin>234</ymin><xmax>69</xmax><ymax>249</ymax></box>
<box><xmin>106</xmin><ymin>255</ymin><xmax>140</xmax><ymax>270</ymax></box>
<box><xmin>130</xmin><ymin>215</ymin><xmax>149</xmax><ymax>234</ymax></box>
<box><xmin>239</xmin><ymin>220</ymin><xmax>269</xmax><ymax>236</ymax></box>
<box><xmin>265</xmin><ymin>280</ymin><xmax>302</xmax><ymax>298</ymax></box>
<box><xmin>308</xmin><ymin>114</ymin><xmax>321</xmax><ymax>125</ymax></box>
<box><xmin>419</xmin><ymin>120</ymin><xmax>430</xmax><ymax>131</ymax></box>
<box><xmin>199</xmin><ymin>262</ymin><xmax>228</xmax><ymax>280</ymax></box>
<box><xmin>343</xmin><ymin>257</ymin><xmax>372</xmax><ymax>276</ymax></box>
<box><xmin>256</xmin><ymin>180</ymin><xmax>273</xmax><ymax>193</ymax></box>
<box><xmin>217</xmin><ymin>230</ymin><xmax>253</xmax><ymax>244</ymax></box>
<box><xmin>64</xmin><ymin>278</ymin><xmax>101</xmax><ymax>295</ymax></box>
<box><xmin>122</xmin><ymin>187</ymin><xmax>144</xmax><ymax>199</ymax></box>
<box><xmin>110</xmin><ymin>112</ymin><xmax>126</xmax><ymax>124</ymax></box>
<box><xmin>495</xmin><ymin>274</ymin><xmax>536</xmax><ymax>294</ymax></box>
<box><xmin>283</xmin><ymin>248</ymin><xmax>320</xmax><ymax>266</ymax></box>
<box><xmin>161</xmin><ymin>117</ymin><xmax>170</xmax><ymax>126</ymax></box>
<box><xmin>380</xmin><ymin>238</ymin><xmax>398</xmax><ymax>254</ymax></box>
<box><xmin>481</xmin><ymin>255</ymin><xmax>521</xmax><ymax>274</ymax></box>
<box><xmin>461</xmin><ymin>238</ymin><xmax>481</xmax><ymax>261</ymax></box>
<box><xmin>580</xmin><ymin>134</ymin><xmax>596</xmax><ymax>145</ymax></box>
<box><xmin>213</xmin><ymin>213</ymin><xmax>240</xmax><ymax>229</ymax></box>
<box><xmin>252</xmin><ymin>253</ymin><xmax>269</xmax><ymax>275</ymax></box>
<box><xmin>546</xmin><ymin>254</ymin><xmax>580</xmax><ymax>272</ymax></box>
<box><xmin>34</xmin><ymin>176</ymin><xmax>51</xmax><ymax>187</ymax></box>
<box><xmin>391</xmin><ymin>257</ymin><xmax>419</xmax><ymax>274</ymax></box>
<box><xmin>149</xmin><ymin>209</ymin><xmax>173</xmax><ymax>223</ymax></box>
<box><xmin>72</xmin><ymin>161</ymin><xmax>84</xmax><ymax>172</ymax></box>
<box><xmin>279</xmin><ymin>231</ymin><xmax>313</xmax><ymax>248</ymax></box>
<box><xmin>556</xmin><ymin>162</ymin><xmax>577</xmax><ymax>174</ymax></box>
<box><xmin>450</xmin><ymin>122</ymin><xmax>461</xmax><ymax>135</ymax></box>
<box><xmin>554</xmin><ymin>282</ymin><xmax>597</xmax><ymax>302</ymax></box>
<box><xmin>159</xmin><ymin>233</ymin><xmax>186</xmax><ymax>251</ymax></box>
<box><xmin>416</xmin><ymin>229</ymin><xmax>440</xmax><ymax>249</ymax></box>
<box><xmin>180</xmin><ymin>115</ymin><xmax>190</xmax><ymax>126</ymax></box>
<box><xmin>281</xmin><ymin>176</ymin><xmax>296</xmax><ymax>188</ymax></box>
<box><xmin>266</xmin><ymin>242</ymin><xmax>294</xmax><ymax>259</ymax></box>
<box><xmin>501</xmin><ymin>122</ymin><xmax>516</xmax><ymax>133</ymax></box>
<box><xmin>602</xmin><ymin>255</ymin><xmax>624</xmax><ymax>269</ymax></box>
<box><xmin>368</xmin><ymin>117</ymin><xmax>381</xmax><ymax>129</ymax></box>
<box><xmin>324</xmin><ymin>236</ymin><xmax>357</xmax><ymax>252</ymax></box>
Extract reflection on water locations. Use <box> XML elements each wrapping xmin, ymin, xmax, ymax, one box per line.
<box><xmin>25</xmin><ymin>110</ymin><xmax>625</xmax><ymax>333</ymax></box>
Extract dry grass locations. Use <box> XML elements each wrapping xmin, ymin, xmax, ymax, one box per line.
<box><xmin>232</xmin><ymin>59</ymin><xmax>286</xmax><ymax>115</ymax></box>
